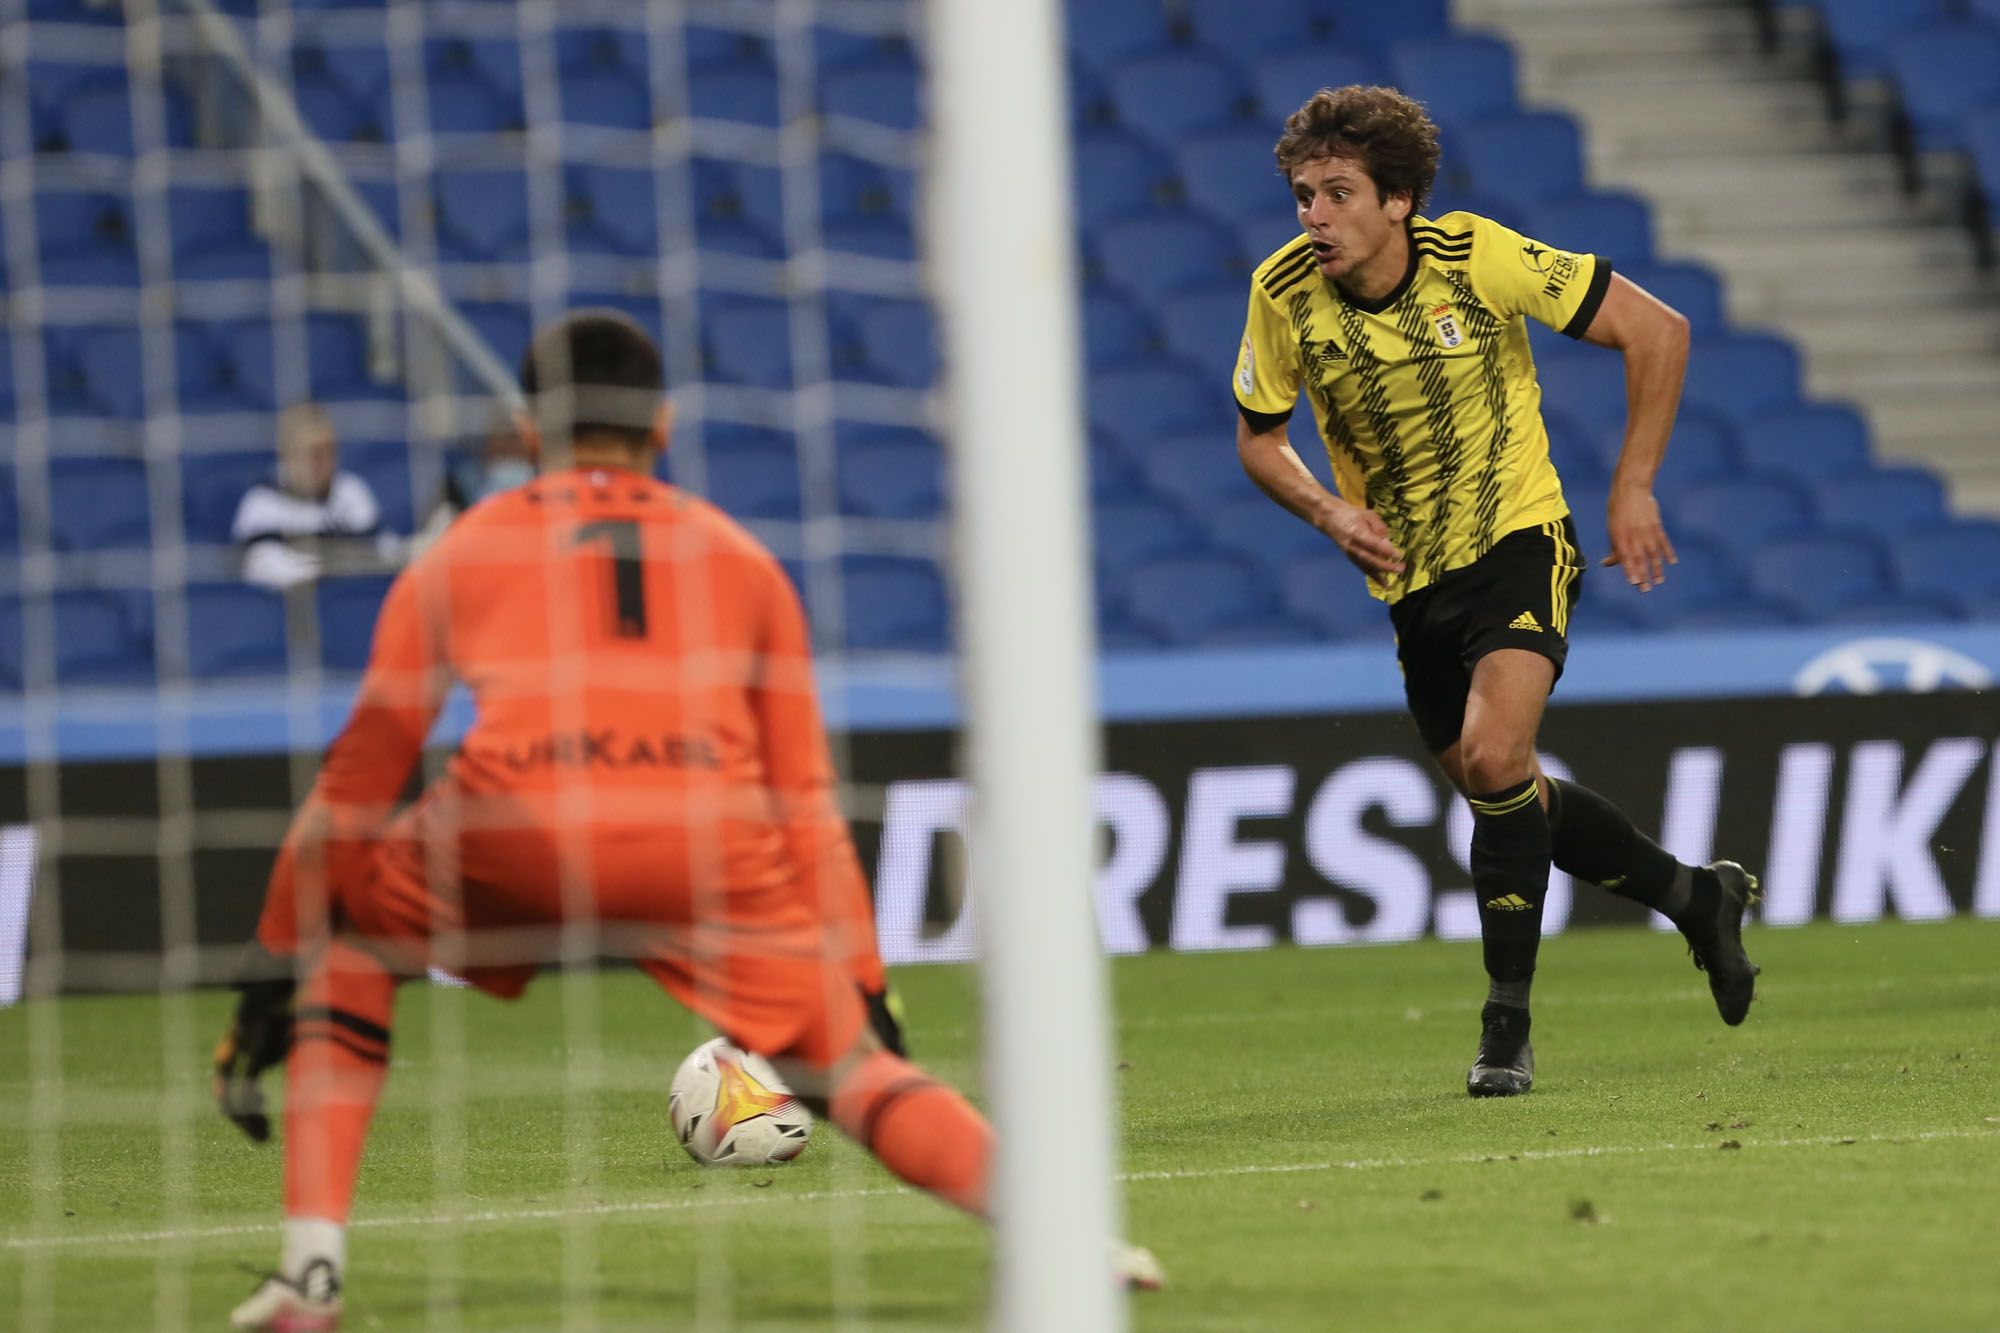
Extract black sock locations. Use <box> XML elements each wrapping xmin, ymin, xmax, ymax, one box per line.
<box><xmin>1470</xmin><ymin>777</ymin><xmax>1551</xmax><ymax>987</ymax></box>
<box><xmin>1546</xmin><ymin>778</ymin><xmax>1693</xmax><ymax>919</ymax></box>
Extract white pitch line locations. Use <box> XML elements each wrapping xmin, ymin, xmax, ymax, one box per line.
<box><xmin>6</xmin><ymin>1125</ymin><xmax>1996</xmax><ymax>1254</ymax></box>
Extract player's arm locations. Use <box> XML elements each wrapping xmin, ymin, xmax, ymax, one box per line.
<box><xmin>1232</xmin><ymin>285</ymin><xmax>1403</xmax><ymax>576</ymax></box>
<box><xmin>1577</xmin><ymin>273</ymin><xmax>1691</xmax><ymax>591</ymax></box>
<box><xmin>255</xmin><ymin>565</ymin><xmax>449</xmax><ymax>959</ymax></box>
<box><xmin>749</xmin><ymin>561</ymin><xmax>905</xmax><ymax>1052</ymax></box>
<box><xmin>1237</xmin><ymin>414</ymin><xmax>1404</xmax><ymax>577</ymax></box>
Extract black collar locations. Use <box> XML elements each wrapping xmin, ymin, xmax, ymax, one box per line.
<box><xmin>1335</xmin><ymin>227</ymin><xmax>1419</xmax><ymax>315</ymax></box>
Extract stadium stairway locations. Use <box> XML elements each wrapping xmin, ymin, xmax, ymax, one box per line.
<box><xmin>1460</xmin><ymin>0</ymin><xmax>2000</xmax><ymax>514</ymax></box>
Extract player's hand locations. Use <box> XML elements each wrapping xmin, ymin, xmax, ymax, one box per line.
<box><xmin>1320</xmin><ymin>501</ymin><xmax>1405</xmax><ymax>577</ymax></box>
<box><xmin>1603</xmin><ymin>485</ymin><xmax>1676</xmax><ymax>591</ymax></box>
<box><xmin>213</xmin><ymin>948</ymin><xmax>298</xmax><ymax>1143</ymax></box>
<box><xmin>861</xmin><ymin>984</ymin><xmax>908</xmax><ymax>1058</ymax></box>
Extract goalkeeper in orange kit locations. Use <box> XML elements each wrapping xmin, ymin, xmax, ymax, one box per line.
<box><xmin>208</xmin><ymin>312</ymin><xmax>1154</xmax><ymax>1332</ymax></box>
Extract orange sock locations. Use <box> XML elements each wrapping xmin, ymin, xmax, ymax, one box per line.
<box><xmin>830</xmin><ymin>1051</ymin><xmax>993</xmax><ymax>1217</ymax></box>
<box><xmin>284</xmin><ymin>937</ymin><xmax>398</xmax><ymax>1223</ymax></box>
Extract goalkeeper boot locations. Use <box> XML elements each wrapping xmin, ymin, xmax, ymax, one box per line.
<box><xmin>1678</xmin><ymin>860</ymin><xmax>1761</xmax><ymax>1026</ymax></box>
<box><xmin>1113</xmin><ymin>1240</ymin><xmax>1165</xmax><ymax>1292</ymax></box>
<box><xmin>229</xmin><ymin>1258</ymin><xmax>342</xmax><ymax>1332</ymax></box>
<box><xmin>1466</xmin><ymin>1002</ymin><xmax>1533</xmax><ymax>1098</ymax></box>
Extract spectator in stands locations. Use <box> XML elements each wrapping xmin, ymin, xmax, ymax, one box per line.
<box><xmin>232</xmin><ymin>403</ymin><xmax>383</xmax><ymax>590</ymax></box>
<box><xmin>408</xmin><ymin>411</ymin><xmax>534</xmax><ymax>555</ymax></box>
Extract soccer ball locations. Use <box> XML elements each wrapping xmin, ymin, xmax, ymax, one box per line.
<box><xmin>669</xmin><ymin>1037</ymin><xmax>814</xmax><ymax>1166</ymax></box>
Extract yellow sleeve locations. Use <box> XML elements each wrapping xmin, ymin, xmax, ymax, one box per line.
<box><xmin>1461</xmin><ymin>212</ymin><xmax>1612</xmax><ymax>338</ymax></box>
<box><xmin>1233</xmin><ymin>281</ymin><xmax>1302</xmax><ymax>419</ymax></box>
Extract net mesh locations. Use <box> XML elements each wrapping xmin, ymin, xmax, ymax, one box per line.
<box><xmin>1</xmin><ymin>1</ymin><xmax>973</xmax><ymax>1328</ymax></box>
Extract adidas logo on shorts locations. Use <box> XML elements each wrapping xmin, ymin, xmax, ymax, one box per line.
<box><xmin>1483</xmin><ymin>893</ymin><xmax>1534</xmax><ymax>912</ymax></box>
<box><xmin>1508</xmin><ymin>610</ymin><xmax>1542</xmax><ymax>632</ymax></box>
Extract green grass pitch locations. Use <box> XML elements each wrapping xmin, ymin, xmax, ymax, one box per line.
<box><xmin>4</xmin><ymin>918</ymin><xmax>1998</xmax><ymax>1332</ymax></box>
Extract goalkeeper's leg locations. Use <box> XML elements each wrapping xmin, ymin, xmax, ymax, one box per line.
<box><xmin>230</xmin><ymin>935</ymin><xmax>399</xmax><ymax>1331</ymax></box>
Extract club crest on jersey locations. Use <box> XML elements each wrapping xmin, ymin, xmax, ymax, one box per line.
<box><xmin>1237</xmin><ymin>336</ymin><xmax>1255</xmax><ymax>394</ymax></box>
<box><xmin>1430</xmin><ymin>302</ymin><xmax>1464</xmax><ymax>349</ymax></box>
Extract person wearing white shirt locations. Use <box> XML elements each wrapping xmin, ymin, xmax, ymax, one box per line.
<box><xmin>232</xmin><ymin>403</ymin><xmax>384</xmax><ymax>590</ymax></box>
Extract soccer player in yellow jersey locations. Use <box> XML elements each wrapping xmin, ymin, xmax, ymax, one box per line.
<box><xmin>1234</xmin><ymin>87</ymin><xmax>1761</xmax><ymax>1096</ymax></box>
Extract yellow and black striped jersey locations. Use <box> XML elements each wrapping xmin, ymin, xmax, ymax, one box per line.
<box><xmin>1233</xmin><ymin>210</ymin><xmax>1610</xmax><ymax>603</ymax></box>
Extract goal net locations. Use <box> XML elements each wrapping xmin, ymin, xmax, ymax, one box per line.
<box><xmin>1</xmin><ymin>0</ymin><xmax>1120</xmax><ymax>1327</ymax></box>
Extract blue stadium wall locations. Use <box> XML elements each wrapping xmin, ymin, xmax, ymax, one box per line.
<box><xmin>4</xmin><ymin>622</ymin><xmax>1999</xmax><ymax>994</ymax></box>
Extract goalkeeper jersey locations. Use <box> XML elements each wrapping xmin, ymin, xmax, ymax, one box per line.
<box><xmin>1233</xmin><ymin>210</ymin><xmax>1611</xmax><ymax>603</ymax></box>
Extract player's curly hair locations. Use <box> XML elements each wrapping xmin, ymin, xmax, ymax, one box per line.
<box><xmin>1274</xmin><ymin>85</ymin><xmax>1441</xmax><ymax>214</ymax></box>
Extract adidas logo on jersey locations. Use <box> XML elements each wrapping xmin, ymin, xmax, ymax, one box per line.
<box><xmin>1509</xmin><ymin>611</ymin><xmax>1542</xmax><ymax>632</ymax></box>
<box><xmin>1483</xmin><ymin>894</ymin><xmax>1533</xmax><ymax>912</ymax></box>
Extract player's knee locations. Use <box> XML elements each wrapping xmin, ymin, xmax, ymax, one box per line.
<box><xmin>1459</xmin><ymin>731</ymin><xmax>1535</xmax><ymax>795</ymax></box>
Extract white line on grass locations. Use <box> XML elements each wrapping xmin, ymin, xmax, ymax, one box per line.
<box><xmin>6</xmin><ymin>1125</ymin><xmax>1995</xmax><ymax>1254</ymax></box>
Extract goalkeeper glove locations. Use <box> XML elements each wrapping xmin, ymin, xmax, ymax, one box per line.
<box><xmin>862</xmin><ymin>983</ymin><xmax>908</xmax><ymax>1057</ymax></box>
<box><xmin>212</xmin><ymin>944</ymin><xmax>298</xmax><ymax>1143</ymax></box>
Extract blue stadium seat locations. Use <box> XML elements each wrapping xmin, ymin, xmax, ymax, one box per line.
<box><xmin>1812</xmin><ymin>467</ymin><xmax>1947</xmax><ymax>538</ymax></box>
<box><xmin>1892</xmin><ymin>521</ymin><xmax>2000</xmax><ymax>604</ymax></box>
<box><xmin>424</xmin><ymin>38</ymin><xmax>525</xmax><ymax>134</ymax></box>
<box><xmin>1535</xmin><ymin>344</ymin><xmax>1630</xmax><ymax>431</ymax></box>
<box><xmin>819</xmin><ymin>151</ymin><xmax>915</xmax><ymax>229</ymax></box>
<box><xmin>1544</xmin><ymin>413</ymin><xmax>1602</xmax><ymax>486</ymax></box>
<box><xmin>1623</xmin><ymin>261</ymin><xmax>1727</xmax><ymax>333</ymax></box>
<box><xmin>821</xmin><ymin>59</ymin><xmax>922</xmax><ymax>131</ymax></box>
<box><xmin>1093</xmin><ymin>497</ymin><xmax>1209</xmax><ymax>573</ymax></box>
<box><xmin>689</xmin><ymin>158</ymin><xmax>784</xmax><ymax>258</ymax></box>
<box><xmin>1143</xmin><ymin>433</ymin><xmax>1260</xmax><ymax>513</ymax></box>
<box><xmin>1750</xmin><ymin>533</ymin><xmax>1894</xmax><ymax>618</ymax></box>
<box><xmin>304</xmin><ymin>313</ymin><xmax>377</xmax><ymax>400</ymax></box>
<box><xmin>1278</xmin><ymin>552</ymin><xmax>1395</xmax><ymax>642</ymax></box>
<box><xmin>175</xmin><ymin>319</ymin><xmax>278</xmax><ymax>413</ymax></box>
<box><xmin>1971</xmin><ymin>0</ymin><xmax>2000</xmax><ymax>26</ymax></box>
<box><xmin>1668</xmin><ymin>475</ymin><xmax>1815</xmax><ymax>557</ymax></box>
<box><xmin>1814</xmin><ymin>0</ymin><xmax>1957</xmax><ymax>81</ymax></box>
<box><xmin>555</xmin><ymin>27</ymin><xmax>653</xmax><ymax>129</ymax></box>
<box><xmin>0</xmin><ymin>600</ymin><xmax>19</xmax><ymax>692</ymax></box>
<box><xmin>35</xmin><ymin>189</ymin><xmax>139</xmax><ymax>286</ymax></box>
<box><xmin>344</xmin><ymin>440</ymin><xmax>414</xmax><ymax>534</ymax></box>
<box><xmin>0</xmin><ymin>332</ymin><xmax>12</xmax><ymax>419</ymax></box>
<box><xmin>1733</xmin><ymin>402</ymin><xmax>1872</xmax><ymax>484</ymax></box>
<box><xmin>1092</xmin><ymin>212</ymin><xmax>1242</xmax><ymax>293</ymax></box>
<box><xmin>34</xmin><ymin>68</ymin><xmax>188</xmax><ymax>155</ymax></box>
<box><xmin>53</xmin><ymin>588</ymin><xmax>154</xmax><ymax>686</ymax></box>
<box><xmin>169</xmin><ymin>186</ymin><xmax>272</xmax><ymax>281</ymax></box>
<box><xmin>1584</xmin><ymin>538</ymin><xmax>1749</xmax><ymax>628</ymax></box>
<box><xmin>1184</xmin><ymin>0</ymin><xmax>1329</xmax><ymax>57</ymax></box>
<box><xmin>1887</xmin><ymin>21</ymin><xmax>2000</xmax><ymax>153</ymax></box>
<box><xmin>1206</xmin><ymin>495</ymin><xmax>1332</xmax><ymax>571</ymax></box>
<box><xmin>44</xmin><ymin>325</ymin><xmax>142</xmax><ymax>418</ymax></box>
<box><xmin>813</xmin><ymin>27</ymin><xmax>915</xmax><ymax>73</ymax></box>
<box><xmin>182</xmin><ymin>450</ymin><xmax>274</xmax><ymax>544</ymax></box>
<box><xmin>1107</xmin><ymin>51</ymin><xmax>1255</xmax><ymax>140</ymax></box>
<box><xmin>1065</xmin><ymin>0</ymin><xmax>1173</xmax><ymax>73</ymax></box>
<box><xmin>688</xmin><ymin>63</ymin><xmax>782</xmax><ymax>128</ymax></box>
<box><xmin>434</xmin><ymin>169</ymin><xmax>532</xmax><ymax>263</ymax></box>
<box><xmin>835</xmin><ymin>426</ymin><xmax>945</xmax><ymax>519</ymax></box>
<box><xmin>844</xmin><ymin>298</ymin><xmax>939</xmax><ymax>389</ymax></box>
<box><xmin>1450</xmin><ymin>112</ymin><xmax>1585</xmax><ymax>212</ymax></box>
<box><xmin>26</xmin><ymin>0</ymin><xmax>124</xmax><ymax>24</ymax></box>
<box><xmin>1122</xmin><ymin>554</ymin><xmax>1283</xmax><ymax>644</ymax></box>
<box><xmin>292</xmin><ymin>44</ymin><xmax>391</xmax><ymax>142</ymax></box>
<box><xmin>49</xmin><ymin>456</ymin><xmax>152</xmax><ymax>551</ymax></box>
<box><xmin>1680</xmin><ymin>333</ymin><xmax>1801</xmax><ymax>425</ymax></box>
<box><xmin>839</xmin><ymin>555</ymin><xmax>950</xmax><ymax>653</ymax></box>
<box><xmin>1519</xmin><ymin>191</ymin><xmax>1654</xmax><ymax>265</ymax></box>
<box><xmin>1611</xmin><ymin>410</ymin><xmax>1739</xmax><ymax>502</ymax></box>
<box><xmin>1083</xmin><ymin>287</ymin><xmax>1163</xmax><ymax>370</ymax></box>
<box><xmin>1089</xmin><ymin>364</ymin><xmax>1229</xmax><ymax>441</ymax></box>
<box><xmin>185</xmin><ymin>582</ymin><xmax>290</xmax><ymax>678</ymax></box>
<box><xmin>1326</xmin><ymin>0</ymin><xmax>1450</xmax><ymax>49</ymax></box>
<box><xmin>316</xmin><ymin>574</ymin><xmax>394</xmax><ymax>672</ymax></box>
<box><xmin>1178</xmin><ymin>127</ymin><xmax>1295</xmax><ymax>227</ymax></box>
<box><xmin>0</xmin><ymin>464</ymin><xmax>17</xmax><ymax>556</ymax></box>
<box><xmin>1075</xmin><ymin>129</ymin><xmax>1185</xmax><ymax>227</ymax></box>
<box><xmin>462</xmin><ymin>303</ymin><xmax>533</xmax><ymax>372</ymax></box>
<box><xmin>1081</xmin><ymin>444</ymin><xmax>1144</xmax><ymax>503</ymax></box>
<box><xmin>566</xmin><ymin>164</ymin><xmax>659</xmax><ymax>257</ymax></box>
<box><xmin>1251</xmin><ymin>46</ymin><xmax>1384</xmax><ymax>122</ymax></box>
<box><xmin>1664</xmin><ymin>600</ymin><xmax>1799</xmax><ymax>631</ymax></box>
<box><xmin>1158</xmin><ymin>283</ymin><xmax>1251</xmax><ymax>379</ymax></box>
<box><xmin>1388</xmin><ymin>33</ymin><xmax>1518</xmax><ymax>132</ymax></box>
<box><xmin>1562</xmin><ymin>479</ymin><xmax>1612</xmax><ymax>563</ymax></box>
<box><xmin>1097</xmin><ymin>604</ymin><xmax>1168</xmax><ymax>651</ymax></box>
<box><xmin>703</xmin><ymin>430</ymin><xmax>803</xmax><ymax>522</ymax></box>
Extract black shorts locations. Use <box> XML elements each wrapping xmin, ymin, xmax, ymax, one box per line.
<box><xmin>1388</xmin><ymin>517</ymin><xmax>1585</xmax><ymax>756</ymax></box>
